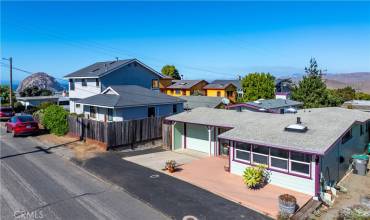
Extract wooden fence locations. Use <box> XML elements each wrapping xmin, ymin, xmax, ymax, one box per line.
<box><xmin>68</xmin><ymin>116</ymin><xmax>166</xmax><ymax>149</ymax></box>
<box><xmin>162</xmin><ymin>120</ymin><xmax>172</xmax><ymax>150</ymax></box>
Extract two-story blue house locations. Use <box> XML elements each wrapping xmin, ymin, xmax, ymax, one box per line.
<box><xmin>64</xmin><ymin>59</ymin><xmax>184</xmax><ymax>121</ymax></box>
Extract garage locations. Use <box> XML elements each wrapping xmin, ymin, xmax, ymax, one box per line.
<box><xmin>186</xmin><ymin>123</ymin><xmax>211</xmax><ymax>154</ymax></box>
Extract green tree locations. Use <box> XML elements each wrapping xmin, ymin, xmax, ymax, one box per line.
<box><xmin>241</xmin><ymin>72</ymin><xmax>275</xmax><ymax>102</ymax></box>
<box><xmin>0</xmin><ymin>85</ymin><xmax>16</xmax><ymax>104</ymax></box>
<box><xmin>161</xmin><ymin>65</ymin><xmax>181</xmax><ymax>80</ymax></box>
<box><xmin>43</xmin><ymin>105</ymin><xmax>69</xmax><ymax>136</ymax></box>
<box><xmin>355</xmin><ymin>92</ymin><xmax>370</xmax><ymax>100</ymax></box>
<box><xmin>332</xmin><ymin>86</ymin><xmax>356</xmax><ymax>102</ymax></box>
<box><xmin>291</xmin><ymin>58</ymin><xmax>339</xmax><ymax>108</ymax></box>
<box><xmin>19</xmin><ymin>86</ymin><xmax>52</xmax><ymax>97</ymax></box>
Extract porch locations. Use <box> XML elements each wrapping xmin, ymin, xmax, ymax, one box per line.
<box><xmin>171</xmin><ymin>156</ymin><xmax>312</xmax><ymax>218</ymax></box>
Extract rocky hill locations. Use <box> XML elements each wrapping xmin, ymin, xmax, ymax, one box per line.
<box><xmin>16</xmin><ymin>72</ymin><xmax>64</xmax><ymax>93</ymax></box>
<box><xmin>324</xmin><ymin>72</ymin><xmax>370</xmax><ymax>93</ymax></box>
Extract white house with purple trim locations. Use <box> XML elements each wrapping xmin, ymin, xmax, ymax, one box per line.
<box><xmin>165</xmin><ymin>107</ymin><xmax>370</xmax><ymax>196</ymax></box>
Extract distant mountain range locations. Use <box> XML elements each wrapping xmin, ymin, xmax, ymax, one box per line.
<box><xmin>288</xmin><ymin>72</ymin><xmax>370</xmax><ymax>94</ymax></box>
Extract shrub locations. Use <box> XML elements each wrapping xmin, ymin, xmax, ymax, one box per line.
<box><xmin>43</xmin><ymin>105</ymin><xmax>69</xmax><ymax>136</ymax></box>
<box><xmin>38</xmin><ymin>102</ymin><xmax>54</xmax><ymax>110</ymax></box>
<box><xmin>33</xmin><ymin>109</ymin><xmax>45</xmax><ymax>125</ymax></box>
<box><xmin>242</xmin><ymin>164</ymin><xmax>268</xmax><ymax>189</ymax></box>
<box><xmin>13</xmin><ymin>102</ymin><xmax>25</xmax><ymax>113</ymax></box>
<box><xmin>23</xmin><ymin>106</ymin><xmax>38</xmax><ymax>115</ymax></box>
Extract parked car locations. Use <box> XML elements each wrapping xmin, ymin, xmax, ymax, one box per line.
<box><xmin>0</xmin><ymin>106</ymin><xmax>14</xmax><ymax>120</ymax></box>
<box><xmin>5</xmin><ymin>115</ymin><xmax>39</xmax><ymax>137</ymax></box>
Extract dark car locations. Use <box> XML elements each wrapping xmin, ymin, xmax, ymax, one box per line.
<box><xmin>0</xmin><ymin>106</ymin><xmax>14</xmax><ymax>120</ymax></box>
<box><xmin>5</xmin><ymin>115</ymin><xmax>39</xmax><ymax>137</ymax></box>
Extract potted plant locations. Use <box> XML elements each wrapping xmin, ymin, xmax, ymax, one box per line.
<box><xmin>242</xmin><ymin>164</ymin><xmax>268</xmax><ymax>189</ymax></box>
<box><xmin>165</xmin><ymin>160</ymin><xmax>177</xmax><ymax>173</ymax></box>
<box><xmin>278</xmin><ymin>194</ymin><xmax>297</xmax><ymax>216</ymax></box>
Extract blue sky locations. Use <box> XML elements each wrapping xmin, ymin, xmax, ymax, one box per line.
<box><xmin>1</xmin><ymin>1</ymin><xmax>370</xmax><ymax>83</ymax></box>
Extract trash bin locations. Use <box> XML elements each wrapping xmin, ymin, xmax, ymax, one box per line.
<box><xmin>352</xmin><ymin>154</ymin><xmax>369</xmax><ymax>176</ymax></box>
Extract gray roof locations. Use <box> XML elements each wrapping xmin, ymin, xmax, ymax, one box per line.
<box><xmin>167</xmin><ymin>80</ymin><xmax>206</xmax><ymax>89</ymax></box>
<box><xmin>203</xmin><ymin>83</ymin><xmax>235</xmax><ymax>89</ymax></box>
<box><xmin>212</xmin><ymin>80</ymin><xmax>242</xmax><ymax>90</ymax></box>
<box><xmin>16</xmin><ymin>95</ymin><xmax>61</xmax><ymax>101</ymax></box>
<box><xmin>180</xmin><ymin>96</ymin><xmax>224</xmax><ymax>109</ymax></box>
<box><xmin>166</xmin><ymin>107</ymin><xmax>370</xmax><ymax>154</ymax></box>
<box><xmin>64</xmin><ymin>59</ymin><xmax>167</xmax><ymax>79</ymax></box>
<box><xmin>246</xmin><ymin>99</ymin><xmax>302</xmax><ymax>110</ymax></box>
<box><xmin>76</xmin><ymin>85</ymin><xmax>185</xmax><ymax>108</ymax></box>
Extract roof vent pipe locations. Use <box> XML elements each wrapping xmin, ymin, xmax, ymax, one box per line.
<box><xmin>297</xmin><ymin>117</ymin><xmax>301</xmax><ymax>124</ymax></box>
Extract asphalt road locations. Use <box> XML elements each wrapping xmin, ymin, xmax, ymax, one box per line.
<box><xmin>0</xmin><ymin>127</ymin><xmax>169</xmax><ymax>220</ymax></box>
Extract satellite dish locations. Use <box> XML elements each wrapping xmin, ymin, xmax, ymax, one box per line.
<box><xmin>222</xmin><ymin>98</ymin><xmax>230</xmax><ymax>105</ymax></box>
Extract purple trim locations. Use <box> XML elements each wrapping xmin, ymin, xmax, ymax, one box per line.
<box><xmin>220</xmin><ymin>136</ymin><xmax>319</xmax><ymax>155</ymax></box>
<box><xmin>232</xmin><ymin>142</ymin><xmax>313</xmax><ymax>180</ymax></box>
<box><xmin>315</xmin><ymin>156</ymin><xmax>320</xmax><ymax>196</ymax></box>
<box><xmin>184</xmin><ymin>123</ymin><xmax>187</xmax><ymax>149</ymax></box>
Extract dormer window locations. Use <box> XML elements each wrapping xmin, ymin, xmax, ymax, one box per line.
<box><xmin>82</xmin><ymin>79</ymin><xmax>87</xmax><ymax>87</ymax></box>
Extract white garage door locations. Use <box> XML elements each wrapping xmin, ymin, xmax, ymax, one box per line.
<box><xmin>186</xmin><ymin>124</ymin><xmax>210</xmax><ymax>154</ymax></box>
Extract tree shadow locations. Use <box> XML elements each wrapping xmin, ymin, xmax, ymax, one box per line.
<box><xmin>0</xmin><ymin>140</ymin><xmax>80</xmax><ymax>159</ymax></box>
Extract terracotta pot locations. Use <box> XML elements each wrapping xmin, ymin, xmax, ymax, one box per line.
<box><xmin>168</xmin><ymin>167</ymin><xmax>175</xmax><ymax>173</ymax></box>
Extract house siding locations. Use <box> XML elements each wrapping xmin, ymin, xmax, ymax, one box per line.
<box><xmin>69</xmin><ymin>79</ymin><xmax>101</xmax><ymax>101</ymax></box>
<box><xmin>100</xmin><ymin>62</ymin><xmax>160</xmax><ymax>90</ymax></box>
<box><xmin>83</xmin><ymin>103</ymin><xmax>183</xmax><ymax>122</ymax></box>
<box><xmin>320</xmin><ymin>123</ymin><xmax>369</xmax><ymax>186</ymax></box>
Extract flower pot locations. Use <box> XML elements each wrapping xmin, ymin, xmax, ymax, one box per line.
<box><xmin>278</xmin><ymin>194</ymin><xmax>297</xmax><ymax>215</ymax></box>
<box><xmin>168</xmin><ymin>167</ymin><xmax>175</xmax><ymax>173</ymax></box>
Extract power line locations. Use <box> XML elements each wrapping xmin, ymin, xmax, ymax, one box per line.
<box><xmin>6</xmin><ymin>20</ymin><xmax>237</xmax><ymax>78</ymax></box>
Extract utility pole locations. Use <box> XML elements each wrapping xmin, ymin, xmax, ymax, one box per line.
<box><xmin>9</xmin><ymin>57</ymin><xmax>13</xmax><ymax>108</ymax></box>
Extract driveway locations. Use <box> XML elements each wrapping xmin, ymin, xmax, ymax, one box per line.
<box><xmin>123</xmin><ymin>149</ymin><xmax>208</xmax><ymax>172</ymax></box>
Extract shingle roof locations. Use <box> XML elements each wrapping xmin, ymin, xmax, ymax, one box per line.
<box><xmin>212</xmin><ymin>80</ymin><xmax>242</xmax><ymax>90</ymax></box>
<box><xmin>167</xmin><ymin>80</ymin><xmax>206</xmax><ymax>89</ymax></box>
<box><xmin>203</xmin><ymin>83</ymin><xmax>235</xmax><ymax>90</ymax></box>
<box><xmin>76</xmin><ymin>85</ymin><xmax>185</xmax><ymax>108</ymax></box>
<box><xmin>245</xmin><ymin>99</ymin><xmax>302</xmax><ymax>110</ymax></box>
<box><xmin>179</xmin><ymin>96</ymin><xmax>224</xmax><ymax>109</ymax></box>
<box><xmin>166</xmin><ymin>107</ymin><xmax>370</xmax><ymax>154</ymax></box>
<box><xmin>64</xmin><ymin>59</ymin><xmax>167</xmax><ymax>79</ymax></box>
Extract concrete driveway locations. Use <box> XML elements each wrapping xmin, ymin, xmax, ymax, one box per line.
<box><xmin>123</xmin><ymin>149</ymin><xmax>207</xmax><ymax>172</ymax></box>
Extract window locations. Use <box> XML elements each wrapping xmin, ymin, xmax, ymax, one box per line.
<box><xmin>360</xmin><ymin>125</ymin><xmax>364</xmax><ymax>136</ymax></box>
<box><xmin>234</xmin><ymin>142</ymin><xmax>251</xmax><ymax>162</ymax></box>
<box><xmin>81</xmin><ymin>79</ymin><xmax>87</xmax><ymax>87</ymax></box>
<box><xmin>217</xmin><ymin>91</ymin><xmax>221</xmax><ymax>97</ymax></box>
<box><xmin>152</xmin><ymin>79</ymin><xmax>159</xmax><ymax>89</ymax></box>
<box><xmin>226</xmin><ymin>91</ymin><xmax>233</xmax><ymax>97</ymax></box>
<box><xmin>341</xmin><ymin>128</ymin><xmax>352</xmax><ymax>144</ymax></box>
<box><xmin>173</xmin><ymin>104</ymin><xmax>177</xmax><ymax>114</ymax></box>
<box><xmin>90</xmin><ymin>106</ymin><xmax>97</xmax><ymax>118</ymax></box>
<box><xmin>76</xmin><ymin>104</ymin><xmax>80</xmax><ymax>108</ymax></box>
<box><xmin>148</xmin><ymin>107</ymin><xmax>155</xmax><ymax>117</ymax></box>
<box><xmin>270</xmin><ymin>148</ymin><xmax>289</xmax><ymax>171</ymax></box>
<box><xmin>96</xmin><ymin>79</ymin><xmax>100</xmax><ymax>87</ymax></box>
<box><xmin>175</xmin><ymin>90</ymin><xmax>181</xmax><ymax>95</ymax></box>
<box><xmin>289</xmin><ymin>152</ymin><xmax>311</xmax><ymax>176</ymax></box>
<box><xmin>252</xmin><ymin>145</ymin><xmax>269</xmax><ymax>165</ymax></box>
<box><xmin>69</xmin><ymin>79</ymin><xmax>75</xmax><ymax>90</ymax></box>
<box><xmin>366</xmin><ymin>122</ymin><xmax>369</xmax><ymax>132</ymax></box>
<box><xmin>108</xmin><ymin>108</ymin><xmax>113</xmax><ymax>121</ymax></box>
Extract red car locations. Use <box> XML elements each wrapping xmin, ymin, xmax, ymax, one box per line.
<box><xmin>0</xmin><ymin>106</ymin><xmax>14</xmax><ymax>120</ymax></box>
<box><xmin>5</xmin><ymin>115</ymin><xmax>39</xmax><ymax>137</ymax></box>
